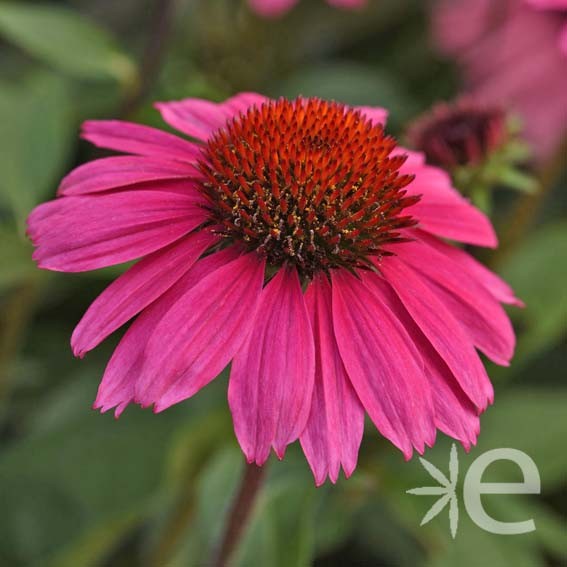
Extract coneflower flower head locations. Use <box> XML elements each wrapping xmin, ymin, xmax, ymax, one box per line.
<box><xmin>28</xmin><ymin>93</ymin><xmax>520</xmax><ymax>485</ymax></box>
<box><xmin>202</xmin><ymin>98</ymin><xmax>418</xmax><ymax>278</ymax></box>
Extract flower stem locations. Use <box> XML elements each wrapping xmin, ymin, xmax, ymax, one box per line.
<box><xmin>0</xmin><ymin>280</ymin><xmax>40</xmax><ymax>402</ymax></box>
<box><xmin>120</xmin><ymin>0</ymin><xmax>177</xmax><ymax>117</ymax></box>
<box><xmin>211</xmin><ymin>461</ymin><xmax>267</xmax><ymax>567</ymax></box>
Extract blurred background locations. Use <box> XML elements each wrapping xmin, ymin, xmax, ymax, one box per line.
<box><xmin>0</xmin><ymin>0</ymin><xmax>565</xmax><ymax>565</ymax></box>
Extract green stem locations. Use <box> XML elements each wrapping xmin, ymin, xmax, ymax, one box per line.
<box><xmin>120</xmin><ymin>0</ymin><xmax>177</xmax><ymax>117</ymax></box>
<box><xmin>0</xmin><ymin>279</ymin><xmax>41</xmax><ymax>403</ymax></box>
<box><xmin>211</xmin><ymin>461</ymin><xmax>267</xmax><ymax>567</ymax></box>
<box><xmin>469</xmin><ymin>185</ymin><xmax>492</xmax><ymax>217</ymax></box>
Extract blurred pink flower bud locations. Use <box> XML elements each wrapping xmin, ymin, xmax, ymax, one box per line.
<box><xmin>432</xmin><ymin>0</ymin><xmax>567</xmax><ymax>162</ymax></box>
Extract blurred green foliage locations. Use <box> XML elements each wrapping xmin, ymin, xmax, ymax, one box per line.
<box><xmin>0</xmin><ymin>1</ymin><xmax>565</xmax><ymax>566</ymax></box>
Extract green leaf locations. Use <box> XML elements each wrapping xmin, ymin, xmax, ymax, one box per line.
<box><xmin>371</xmin><ymin>388</ymin><xmax>567</xmax><ymax>567</ymax></box>
<box><xmin>311</xmin><ymin>486</ymin><xmax>358</xmax><ymax>557</ymax></box>
<box><xmin>498</xmin><ymin>168</ymin><xmax>538</xmax><ymax>194</ymax></box>
<box><xmin>165</xmin><ymin>446</ymin><xmax>244</xmax><ymax>566</ymax></box>
<box><xmin>428</xmin><ymin>514</ymin><xmax>542</xmax><ymax>567</ymax></box>
<box><xmin>476</xmin><ymin>389</ymin><xmax>567</xmax><ymax>488</ymax></box>
<box><xmin>0</xmin><ymin>393</ymin><xmax>209</xmax><ymax>566</ymax></box>
<box><xmin>0</xmin><ymin>475</ymin><xmax>86</xmax><ymax>566</ymax></box>
<box><xmin>499</xmin><ymin>221</ymin><xmax>567</xmax><ymax>363</ymax></box>
<box><xmin>421</xmin><ymin>494</ymin><xmax>565</xmax><ymax>567</ymax></box>
<box><xmin>235</xmin><ymin>462</ymin><xmax>316</xmax><ymax>567</ymax></box>
<box><xmin>490</xmin><ymin>496</ymin><xmax>567</xmax><ymax>559</ymax></box>
<box><xmin>393</xmin><ymin>389</ymin><xmax>567</xmax><ymax>492</ymax></box>
<box><xmin>167</xmin><ymin>447</ymin><xmax>318</xmax><ymax>567</ymax></box>
<box><xmin>0</xmin><ymin>225</ymin><xmax>37</xmax><ymax>292</ymax></box>
<box><xmin>275</xmin><ymin>62</ymin><xmax>417</xmax><ymax>130</ymax></box>
<box><xmin>353</xmin><ymin>496</ymin><xmax>426</xmax><ymax>566</ymax></box>
<box><xmin>0</xmin><ymin>72</ymin><xmax>74</xmax><ymax>227</ymax></box>
<box><xmin>144</xmin><ymin>411</ymin><xmax>235</xmax><ymax>566</ymax></box>
<box><xmin>0</xmin><ymin>2</ymin><xmax>137</xmax><ymax>85</ymax></box>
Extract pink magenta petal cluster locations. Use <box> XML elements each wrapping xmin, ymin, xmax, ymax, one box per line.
<box><xmin>432</xmin><ymin>0</ymin><xmax>567</xmax><ymax>161</ymax></box>
<box><xmin>527</xmin><ymin>0</ymin><xmax>567</xmax><ymax>54</ymax></box>
<box><xmin>248</xmin><ymin>0</ymin><xmax>366</xmax><ymax>18</ymax></box>
<box><xmin>28</xmin><ymin>93</ymin><xmax>519</xmax><ymax>485</ymax></box>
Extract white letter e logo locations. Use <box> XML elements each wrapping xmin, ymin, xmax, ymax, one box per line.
<box><xmin>464</xmin><ymin>448</ymin><xmax>541</xmax><ymax>535</ymax></box>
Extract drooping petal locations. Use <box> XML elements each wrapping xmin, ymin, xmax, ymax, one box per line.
<box><xmin>71</xmin><ymin>230</ymin><xmax>218</xmax><ymax>357</ymax></box>
<box><xmin>134</xmin><ymin>251</ymin><xmax>266</xmax><ymax>411</ymax></box>
<box><xmin>58</xmin><ymin>156</ymin><xmax>199</xmax><ymax>196</ymax></box>
<box><xmin>81</xmin><ymin>120</ymin><xmax>202</xmax><ymax>163</ymax></box>
<box><xmin>429</xmin><ymin>281</ymin><xmax>515</xmax><ymax>366</ymax></box>
<box><xmin>28</xmin><ymin>190</ymin><xmax>209</xmax><ymax>272</ymax></box>
<box><xmin>411</xmin><ymin>199</ymin><xmax>497</xmax><ymax>248</ymax></box>
<box><xmin>378</xmin><ymin>255</ymin><xmax>494</xmax><ymax>410</ymax></box>
<box><xmin>369</xmin><ymin>276</ymin><xmax>480</xmax><ymax>450</ymax></box>
<box><xmin>229</xmin><ymin>267</ymin><xmax>315</xmax><ymax>465</ymax></box>
<box><xmin>155</xmin><ymin>92</ymin><xmax>268</xmax><ymax>141</ymax></box>
<box><xmin>300</xmin><ymin>275</ymin><xmax>364</xmax><ymax>485</ymax></box>
<box><xmin>413</xmin><ymin>229</ymin><xmax>522</xmax><ymax>306</ymax></box>
<box><xmin>396</xmin><ymin>147</ymin><xmax>497</xmax><ymax>247</ymax></box>
<box><xmin>93</xmin><ymin>247</ymin><xmax>241</xmax><ymax>416</ymax></box>
<box><xmin>331</xmin><ymin>270</ymin><xmax>436</xmax><ymax>458</ymax></box>
<box><xmin>391</xmin><ymin>237</ymin><xmax>516</xmax><ymax>366</ymax></box>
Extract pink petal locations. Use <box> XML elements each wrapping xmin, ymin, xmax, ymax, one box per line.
<box><xmin>559</xmin><ymin>22</ymin><xmax>567</xmax><ymax>56</ymax></box>
<box><xmin>221</xmin><ymin>92</ymin><xmax>270</xmax><ymax>116</ymax></box>
<box><xmin>369</xmin><ymin>276</ymin><xmax>480</xmax><ymax>450</ymax></box>
<box><xmin>433</xmin><ymin>0</ymin><xmax>495</xmax><ymax>55</ymax></box>
<box><xmin>93</xmin><ymin>247</ymin><xmax>242</xmax><ymax>416</ymax></box>
<box><xmin>133</xmin><ymin>251</ymin><xmax>266</xmax><ymax>411</ymax></box>
<box><xmin>396</xmin><ymin>148</ymin><xmax>426</xmax><ymax>168</ymax></box>
<box><xmin>72</xmin><ymin>230</ymin><xmax>218</xmax><ymax>357</ymax></box>
<box><xmin>526</xmin><ymin>0</ymin><xmax>567</xmax><ymax>9</ymax></box>
<box><xmin>155</xmin><ymin>92</ymin><xmax>268</xmax><ymax>141</ymax></box>
<box><xmin>378</xmin><ymin>255</ymin><xmax>494</xmax><ymax>410</ymax></box>
<box><xmin>391</xmin><ymin>237</ymin><xmax>516</xmax><ymax>366</ymax></box>
<box><xmin>58</xmin><ymin>156</ymin><xmax>199</xmax><ymax>196</ymax></box>
<box><xmin>411</xmin><ymin>201</ymin><xmax>497</xmax><ymax>248</ymax></box>
<box><xmin>28</xmin><ymin>189</ymin><xmax>209</xmax><ymax>272</ymax></box>
<box><xmin>331</xmin><ymin>270</ymin><xmax>436</xmax><ymax>459</ymax></box>
<box><xmin>247</xmin><ymin>0</ymin><xmax>300</xmax><ymax>17</ymax></box>
<box><xmin>354</xmin><ymin>105</ymin><xmax>388</xmax><ymax>126</ymax></box>
<box><xmin>229</xmin><ymin>267</ymin><xmax>315</xmax><ymax>465</ymax></box>
<box><xmin>81</xmin><ymin>120</ymin><xmax>202</xmax><ymax>163</ymax></box>
<box><xmin>300</xmin><ymin>275</ymin><xmax>364</xmax><ymax>485</ymax></box>
<box><xmin>396</xmin><ymin>147</ymin><xmax>497</xmax><ymax>247</ymax></box>
<box><xmin>413</xmin><ymin>229</ymin><xmax>522</xmax><ymax>306</ymax></box>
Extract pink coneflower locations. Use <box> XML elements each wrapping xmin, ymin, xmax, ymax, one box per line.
<box><xmin>433</xmin><ymin>0</ymin><xmax>567</xmax><ymax>162</ymax></box>
<box><xmin>28</xmin><ymin>94</ymin><xmax>519</xmax><ymax>485</ymax></box>
<box><xmin>248</xmin><ymin>0</ymin><xmax>366</xmax><ymax>18</ymax></box>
